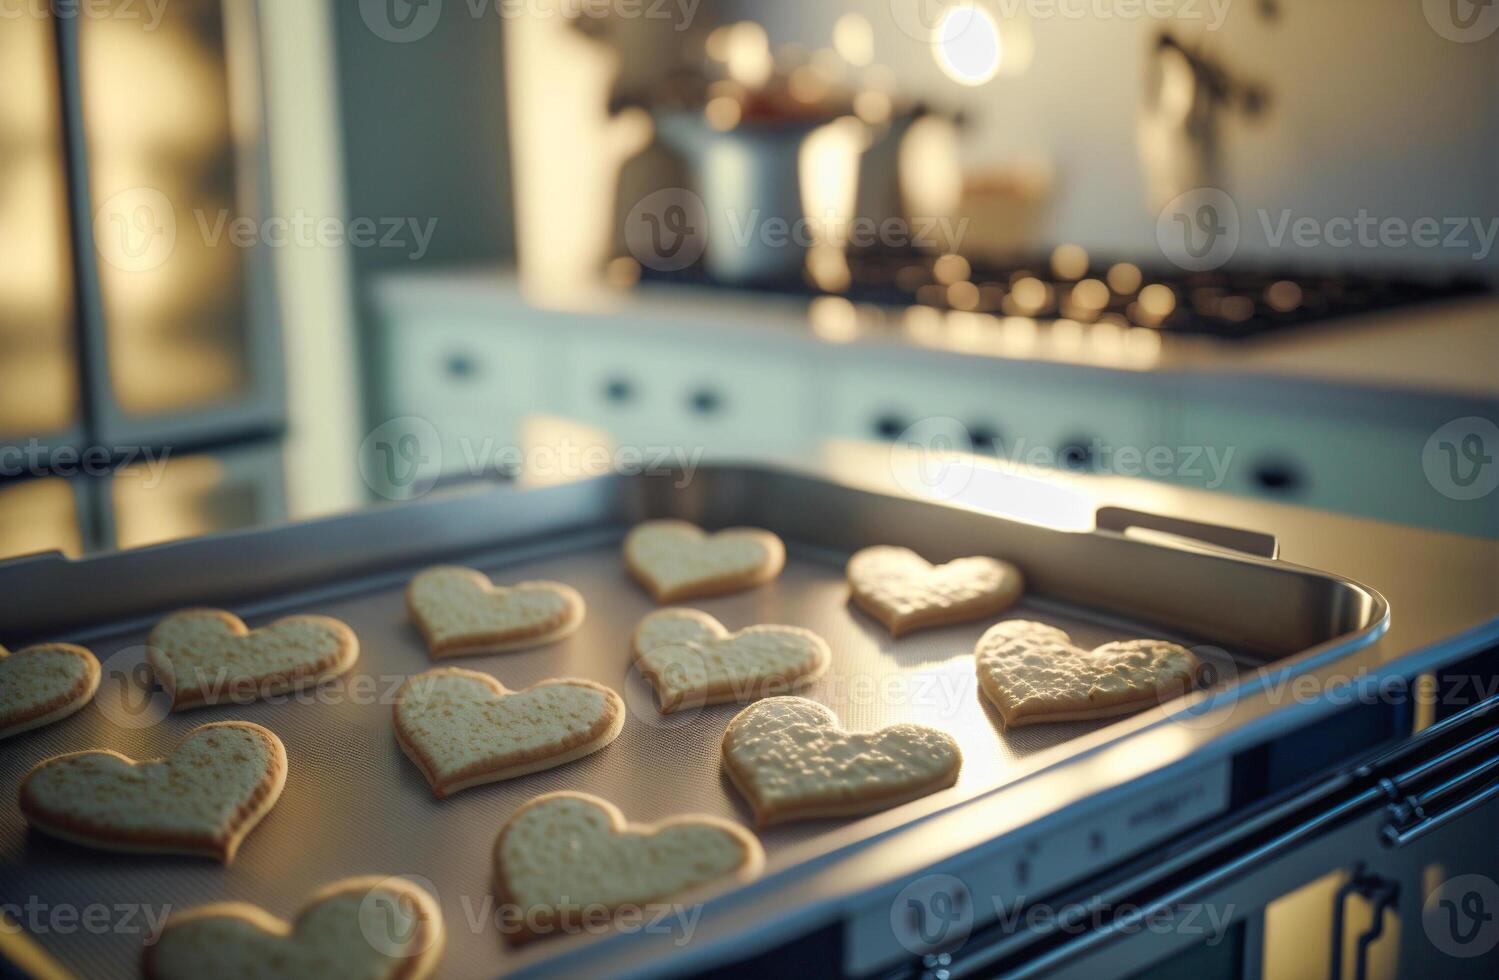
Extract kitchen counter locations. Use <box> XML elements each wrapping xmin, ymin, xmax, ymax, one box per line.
<box><xmin>374</xmin><ymin>268</ymin><xmax>1499</xmax><ymax>404</ymax></box>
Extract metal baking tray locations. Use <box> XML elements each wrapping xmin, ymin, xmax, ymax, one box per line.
<box><xmin>0</xmin><ymin>465</ymin><xmax>1388</xmax><ymax>979</ymax></box>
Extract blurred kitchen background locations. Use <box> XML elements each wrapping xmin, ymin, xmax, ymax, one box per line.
<box><xmin>1</xmin><ymin>0</ymin><xmax>1496</xmax><ymax>562</ymax></box>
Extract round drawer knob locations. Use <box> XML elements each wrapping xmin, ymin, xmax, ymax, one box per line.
<box><xmin>873</xmin><ymin>414</ymin><xmax>909</xmax><ymax>441</ymax></box>
<box><xmin>1058</xmin><ymin>437</ymin><xmax>1095</xmax><ymax>471</ymax></box>
<box><xmin>604</xmin><ymin>377</ymin><xmax>635</xmax><ymax>404</ymax></box>
<box><xmin>444</xmin><ymin>353</ymin><xmax>478</xmax><ymax>380</ymax></box>
<box><xmin>968</xmin><ymin>423</ymin><xmax>1002</xmax><ymax>455</ymax></box>
<box><xmin>688</xmin><ymin>388</ymin><xmax>723</xmax><ymax>416</ymax></box>
<box><xmin>1252</xmin><ymin>458</ymin><xmax>1304</xmax><ymax>493</ymax></box>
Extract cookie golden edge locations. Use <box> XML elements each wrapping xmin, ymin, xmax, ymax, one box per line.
<box><xmin>141</xmin><ymin>875</ymin><xmax>445</xmax><ymax>980</ymax></box>
<box><xmin>490</xmin><ymin>790</ymin><xmax>764</xmax><ymax>946</ymax></box>
<box><xmin>623</xmin><ymin>522</ymin><xmax>787</xmax><ymax>603</ymax></box>
<box><xmin>629</xmin><ymin>610</ymin><xmax>832</xmax><ymax>714</ymax></box>
<box><xmin>145</xmin><ymin>609</ymin><xmax>360</xmax><ymax>711</ymax></box>
<box><xmin>720</xmin><ymin>701</ymin><xmax>962</xmax><ymax>827</ymax></box>
<box><xmin>846</xmin><ymin>549</ymin><xmax>1025</xmax><ymax>637</ymax></box>
<box><xmin>405</xmin><ymin>568</ymin><xmax>588</xmax><ymax>658</ymax></box>
<box><xmin>974</xmin><ymin>625</ymin><xmax>1203</xmax><ymax>728</ymax></box>
<box><xmin>393</xmin><ymin>669</ymin><xmax>626</xmax><ymax>799</ymax></box>
<box><xmin>17</xmin><ymin>721</ymin><xmax>288</xmax><ymax>863</ymax></box>
<box><xmin>0</xmin><ymin>643</ymin><xmax>102</xmax><ymax>740</ymax></box>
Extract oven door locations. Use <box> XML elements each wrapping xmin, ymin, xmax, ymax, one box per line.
<box><xmin>922</xmin><ymin>688</ymin><xmax>1499</xmax><ymax>980</ymax></box>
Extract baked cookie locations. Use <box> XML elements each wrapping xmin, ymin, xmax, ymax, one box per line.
<box><xmin>18</xmin><ymin>721</ymin><xmax>286</xmax><ymax>862</ymax></box>
<box><xmin>0</xmin><ymin>642</ymin><xmax>100</xmax><ymax>739</ymax></box>
<box><xmin>143</xmin><ymin>876</ymin><xmax>444</xmax><ymax>980</ymax></box>
<box><xmin>847</xmin><ymin>546</ymin><xmax>1023</xmax><ymax>637</ymax></box>
<box><xmin>393</xmin><ymin>668</ymin><xmax>625</xmax><ymax>798</ymax></box>
<box><xmin>493</xmin><ymin>791</ymin><xmax>763</xmax><ymax>944</ymax></box>
<box><xmin>623</xmin><ymin>520</ymin><xmax>785</xmax><ymax>603</ymax></box>
<box><xmin>975</xmin><ymin>620</ymin><xmax>1201</xmax><ymax>727</ymax></box>
<box><xmin>631</xmin><ymin>609</ymin><xmax>830</xmax><ymax>713</ymax></box>
<box><xmin>406</xmin><ymin>566</ymin><xmax>585</xmax><ymax>658</ymax></box>
<box><xmin>146</xmin><ymin>609</ymin><xmax>358</xmax><ymax>711</ymax></box>
<box><xmin>721</xmin><ymin>697</ymin><xmax>961</xmax><ymax>826</ymax></box>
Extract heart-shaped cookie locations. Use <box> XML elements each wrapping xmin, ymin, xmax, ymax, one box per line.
<box><xmin>721</xmin><ymin>697</ymin><xmax>961</xmax><ymax>826</ymax></box>
<box><xmin>406</xmin><ymin>566</ymin><xmax>585</xmax><ymax>658</ymax></box>
<box><xmin>492</xmin><ymin>791</ymin><xmax>763</xmax><ymax>944</ymax></box>
<box><xmin>143</xmin><ymin>875</ymin><xmax>444</xmax><ymax>980</ymax></box>
<box><xmin>631</xmin><ymin>609</ymin><xmax>830</xmax><ymax>713</ymax></box>
<box><xmin>18</xmin><ymin>720</ymin><xmax>287</xmax><ymax>862</ymax></box>
<box><xmin>975</xmin><ymin>620</ymin><xmax>1201</xmax><ymax>727</ymax></box>
<box><xmin>847</xmin><ymin>546</ymin><xmax>1024</xmax><ymax>637</ymax></box>
<box><xmin>146</xmin><ymin>609</ymin><xmax>359</xmax><ymax>710</ymax></box>
<box><xmin>623</xmin><ymin>520</ymin><xmax>785</xmax><ymax>603</ymax></box>
<box><xmin>0</xmin><ymin>643</ymin><xmax>101</xmax><ymax>739</ymax></box>
<box><xmin>393</xmin><ymin>668</ymin><xmax>625</xmax><ymax>798</ymax></box>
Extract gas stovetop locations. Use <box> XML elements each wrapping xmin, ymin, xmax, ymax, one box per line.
<box><xmin>636</xmin><ymin>248</ymin><xmax>1491</xmax><ymax>340</ymax></box>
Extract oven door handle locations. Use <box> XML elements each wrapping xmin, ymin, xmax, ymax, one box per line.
<box><xmin>1095</xmin><ymin>506</ymin><xmax>1280</xmax><ymax>560</ymax></box>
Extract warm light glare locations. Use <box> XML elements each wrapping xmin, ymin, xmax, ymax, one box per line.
<box><xmin>933</xmin><ymin>253</ymin><xmax>971</xmax><ymax>285</ymax></box>
<box><xmin>833</xmin><ymin>13</ymin><xmax>875</xmax><ymax>67</ymax></box>
<box><xmin>853</xmin><ymin>89</ymin><xmax>892</xmax><ymax>125</ymax></box>
<box><xmin>1139</xmin><ymin>283</ymin><xmax>1177</xmax><ymax>319</ymax></box>
<box><xmin>947</xmin><ymin>281</ymin><xmax>980</xmax><ymax>311</ymax></box>
<box><xmin>800</xmin><ymin>116</ymin><xmax>866</xmax><ymax>246</ymax></box>
<box><xmin>1050</xmin><ymin>243</ymin><xmax>1089</xmax><ymax>279</ymax></box>
<box><xmin>935</xmin><ymin>5</ymin><xmax>1002</xmax><ymax>87</ymax></box>
<box><xmin>1107</xmin><ymin>262</ymin><xmax>1143</xmax><ymax>294</ymax></box>
<box><xmin>705</xmin><ymin>95</ymin><xmax>742</xmax><ymax>131</ymax></box>
<box><xmin>1266</xmin><ymin>280</ymin><xmax>1303</xmax><ymax>312</ymax></box>
<box><xmin>725</xmin><ymin>21</ymin><xmax>773</xmax><ymax>89</ymax></box>
<box><xmin>1071</xmin><ymin>278</ymin><xmax>1110</xmax><ymax>312</ymax></box>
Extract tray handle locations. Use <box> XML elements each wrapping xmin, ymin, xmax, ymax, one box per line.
<box><xmin>1095</xmin><ymin>506</ymin><xmax>1279</xmax><ymax>560</ymax></box>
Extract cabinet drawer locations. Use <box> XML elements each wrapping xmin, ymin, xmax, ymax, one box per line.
<box><xmin>1174</xmin><ymin>403</ymin><xmax>1499</xmax><ymax>537</ymax></box>
<box><xmin>827</xmin><ymin>360</ymin><xmax>1151</xmax><ymax>473</ymax></box>
<box><xmin>560</xmin><ymin>333</ymin><xmax>816</xmax><ymax>455</ymax></box>
<box><xmin>380</xmin><ymin>315</ymin><xmax>544</xmax><ymax>430</ymax></box>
